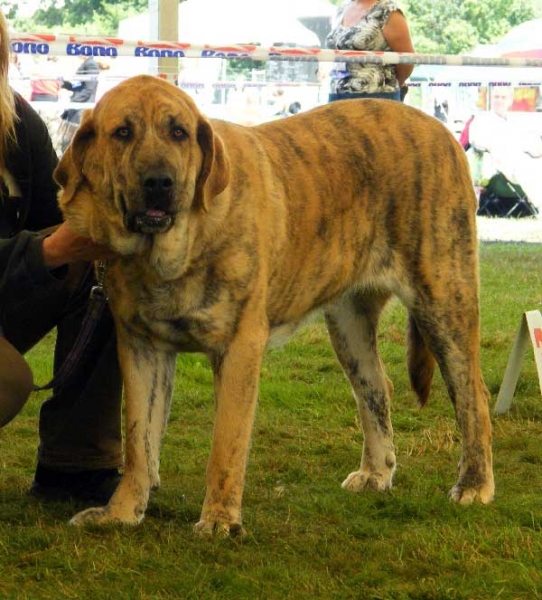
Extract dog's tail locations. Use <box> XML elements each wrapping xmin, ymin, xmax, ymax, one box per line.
<box><xmin>406</xmin><ymin>315</ymin><xmax>436</xmax><ymax>407</ymax></box>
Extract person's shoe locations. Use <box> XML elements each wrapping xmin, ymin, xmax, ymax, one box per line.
<box><xmin>30</xmin><ymin>463</ymin><xmax>121</xmax><ymax>505</ymax></box>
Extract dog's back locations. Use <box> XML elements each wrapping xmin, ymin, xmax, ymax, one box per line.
<box><xmin>211</xmin><ymin>100</ymin><xmax>478</xmax><ymax>328</ymax></box>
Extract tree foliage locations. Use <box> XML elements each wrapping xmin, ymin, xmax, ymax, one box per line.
<box><xmin>1</xmin><ymin>0</ymin><xmax>147</xmax><ymax>35</ymax></box>
<box><xmin>3</xmin><ymin>0</ymin><xmax>542</xmax><ymax>51</ymax></box>
<box><xmin>328</xmin><ymin>0</ymin><xmax>542</xmax><ymax>54</ymax></box>
<box><xmin>403</xmin><ymin>0</ymin><xmax>542</xmax><ymax>54</ymax></box>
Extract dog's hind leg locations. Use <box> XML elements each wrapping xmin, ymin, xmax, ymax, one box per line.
<box><xmin>325</xmin><ymin>291</ymin><xmax>396</xmax><ymax>493</ymax></box>
<box><xmin>409</xmin><ymin>301</ymin><xmax>494</xmax><ymax>505</ymax></box>
<box><xmin>70</xmin><ymin>335</ymin><xmax>176</xmax><ymax>526</ymax></box>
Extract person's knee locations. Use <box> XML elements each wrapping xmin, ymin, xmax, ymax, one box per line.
<box><xmin>0</xmin><ymin>336</ymin><xmax>34</xmax><ymax>427</ymax></box>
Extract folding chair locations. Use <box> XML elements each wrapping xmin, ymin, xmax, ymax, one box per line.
<box><xmin>477</xmin><ymin>172</ymin><xmax>539</xmax><ymax>218</ymax></box>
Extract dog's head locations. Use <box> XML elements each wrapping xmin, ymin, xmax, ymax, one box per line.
<box><xmin>55</xmin><ymin>75</ymin><xmax>230</xmax><ymax>256</ymax></box>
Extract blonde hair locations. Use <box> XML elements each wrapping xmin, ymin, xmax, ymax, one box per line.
<box><xmin>0</xmin><ymin>11</ymin><xmax>17</xmax><ymax>171</ymax></box>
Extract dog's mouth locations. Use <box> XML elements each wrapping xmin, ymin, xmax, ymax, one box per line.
<box><xmin>124</xmin><ymin>209</ymin><xmax>175</xmax><ymax>234</ymax></box>
<box><xmin>119</xmin><ymin>196</ymin><xmax>175</xmax><ymax>234</ymax></box>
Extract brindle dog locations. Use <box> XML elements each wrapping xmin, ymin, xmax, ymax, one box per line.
<box><xmin>56</xmin><ymin>75</ymin><xmax>494</xmax><ymax>535</ymax></box>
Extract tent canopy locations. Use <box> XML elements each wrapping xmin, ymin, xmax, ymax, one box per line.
<box><xmin>433</xmin><ymin>33</ymin><xmax>542</xmax><ymax>86</ymax></box>
<box><xmin>496</xmin><ymin>19</ymin><xmax>542</xmax><ymax>58</ymax></box>
<box><xmin>118</xmin><ymin>0</ymin><xmax>322</xmax><ymax>47</ymax></box>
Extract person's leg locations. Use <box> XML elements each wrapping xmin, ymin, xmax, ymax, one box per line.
<box><xmin>60</xmin><ymin>110</ymin><xmax>82</xmax><ymax>154</ymax></box>
<box><xmin>1</xmin><ymin>262</ymin><xmax>123</xmax><ymax>502</ymax></box>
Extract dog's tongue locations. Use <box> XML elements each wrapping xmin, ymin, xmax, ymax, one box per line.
<box><xmin>146</xmin><ymin>209</ymin><xmax>166</xmax><ymax>217</ymax></box>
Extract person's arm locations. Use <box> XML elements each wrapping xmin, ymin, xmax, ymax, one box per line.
<box><xmin>61</xmin><ymin>79</ymin><xmax>76</xmax><ymax>92</ymax></box>
<box><xmin>0</xmin><ymin>225</ymin><xmax>116</xmax><ymax>308</ymax></box>
<box><xmin>42</xmin><ymin>222</ymin><xmax>117</xmax><ymax>269</ymax></box>
<box><xmin>13</xmin><ymin>96</ymin><xmax>62</xmax><ymax>231</ymax></box>
<box><xmin>382</xmin><ymin>10</ymin><xmax>415</xmax><ymax>87</ymax></box>
<box><xmin>0</xmin><ymin>96</ymin><xmax>63</xmax><ymax>294</ymax></box>
<box><xmin>0</xmin><ymin>232</ymin><xmax>50</xmax><ymax>305</ymax></box>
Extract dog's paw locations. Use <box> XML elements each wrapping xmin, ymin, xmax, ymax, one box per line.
<box><xmin>341</xmin><ymin>469</ymin><xmax>393</xmax><ymax>493</ymax></box>
<box><xmin>193</xmin><ymin>519</ymin><xmax>246</xmax><ymax>538</ymax></box>
<box><xmin>448</xmin><ymin>482</ymin><xmax>494</xmax><ymax>505</ymax></box>
<box><xmin>69</xmin><ymin>505</ymin><xmax>143</xmax><ymax>526</ymax></box>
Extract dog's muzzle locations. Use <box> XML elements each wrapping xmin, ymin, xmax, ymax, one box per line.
<box><xmin>124</xmin><ymin>209</ymin><xmax>175</xmax><ymax>234</ymax></box>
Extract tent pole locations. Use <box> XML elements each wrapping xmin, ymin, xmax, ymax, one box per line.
<box><xmin>149</xmin><ymin>0</ymin><xmax>179</xmax><ymax>81</ymax></box>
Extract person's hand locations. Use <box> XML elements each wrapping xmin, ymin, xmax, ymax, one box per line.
<box><xmin>524</xmin><ymin>136</ymin><xmax>542</xmax><ymax>159</ymax></box>
<box><xmin>41</xmin><ymin>222</ymin><xmax>117</xmax><ymax>269</ymax></box>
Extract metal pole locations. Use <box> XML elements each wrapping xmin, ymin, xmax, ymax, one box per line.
<box><xmin>149</xmin><ymin>0</ymin><xmax>179</xmax><ymax>80</ymax></box>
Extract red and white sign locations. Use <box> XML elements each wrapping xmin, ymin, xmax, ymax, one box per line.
<box><xmin>494</xmin><ymin>310</ymin><xmax>542</xmax><ymax>414</ymax></box>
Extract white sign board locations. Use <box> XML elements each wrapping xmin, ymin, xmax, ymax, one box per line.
<box><xmin>494</xmin><ymin>310</ymin><xmax>542</xmax><ymax>414</ymax></box>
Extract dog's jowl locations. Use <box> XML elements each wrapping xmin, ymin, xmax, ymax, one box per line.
<box><xmin>55</xmin><ymin>75</ymin><xmax>494</xmax><ymax>535</ymax></box>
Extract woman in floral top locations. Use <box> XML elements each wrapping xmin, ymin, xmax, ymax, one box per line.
<box><xmin>325</xmin><ymin>0</ymin><xmax>415</xmax><ymax>102</ymax></box>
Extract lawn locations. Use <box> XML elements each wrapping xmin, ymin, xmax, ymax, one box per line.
<box><xmin>0</xmin><ymin>241</ymin><xmax>541</xmax><ymax>600</ymax></box>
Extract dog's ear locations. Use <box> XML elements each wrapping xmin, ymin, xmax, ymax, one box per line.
<box><xmin>54</xmin><ymin>110</ymin><xmax>96</xmax><ymax>206</ymax></box>
<box><xmin>195</xmin><ymin>117</ymin><xmax>230</xmax><ymax>211</ymax></box>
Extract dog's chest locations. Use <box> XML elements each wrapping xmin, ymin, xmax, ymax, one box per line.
<box><xmin>109</xmin><ymin>266</ymin><xmax>241</xmax><ymax>352</ymax></box>
<box><xmin>140</xmin><ymin>313</ymin><xmax>205</xmax><ymax>352</ymax></box>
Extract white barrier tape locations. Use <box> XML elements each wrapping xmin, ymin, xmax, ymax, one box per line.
<box><xmin>417</xmin><ymin>80</ymin><xmax>542</xmax><ymax>87</ymax></box>
<box><xmin>19</xmin><ymin>78</ymin><xmax>542</xmax><ymax>95</ymax></box>
<box><xmin>9</xmin><ymin>32</ymin><xmax>542</xmax><ymax>67</ymax></box>
<box><xmin>29</xmin><ymin>102</ymin><xmax>96</xmax><ymax>110</ymax></box>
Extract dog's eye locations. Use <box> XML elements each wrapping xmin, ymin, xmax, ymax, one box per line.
<box><xmin>113</xmin><ymin>126</ymin><xmax>132</xmax><ymax>140</ymax></box>
<box><xmin>171</xmin><ymin>126</ymin><xmax>188</xmax><ymax>141</ymax></box>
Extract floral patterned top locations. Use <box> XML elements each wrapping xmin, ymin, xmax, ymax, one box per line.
<box><xmin>325</xmin><ymin>0</ymin><xmax>403</xmax><ymax>94</ymax></box>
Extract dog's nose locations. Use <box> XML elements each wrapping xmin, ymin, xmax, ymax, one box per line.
<box><xmin>143</xmin><ymin>174</ymin><xmax>174</xmax><ymax>208</ymax></box>
<box><xmin>144</xmin><ymin>175</ymin><xmax>173</xmax><ymax>193</ymax></box>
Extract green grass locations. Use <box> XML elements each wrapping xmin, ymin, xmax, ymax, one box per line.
<box><xmin>1</xmin><ymin>242</ymin><xmax>542</xmax><ymax>600</ymax></box>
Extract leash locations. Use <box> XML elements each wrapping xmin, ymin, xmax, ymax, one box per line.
<box><xmin>34</xmin><ymin>260</ymin><xmax>109</xmax><ymax>392</ymax></box>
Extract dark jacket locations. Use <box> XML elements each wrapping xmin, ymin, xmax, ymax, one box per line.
<box><xmin>64</xmin><ymin>56</ymin><xmax>100</xmax><ymax>103</ymax></box>
<box><xmin>0</xmin><ymin>92</ymin><xmax>62</xmax><ymax>308</ymax></box>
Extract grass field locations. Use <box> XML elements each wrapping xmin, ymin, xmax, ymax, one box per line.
<box><xmin>1</xmin><ymin>242</ymin><xmax>541</xmax><ymax>600</ymax></box>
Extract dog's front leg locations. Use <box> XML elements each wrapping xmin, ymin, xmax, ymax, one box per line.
<box><xmin>194</xmin><ymin>321</ymin><xmax>268</xmax><ymax>538</ymax></box>
<box><xmin>70</xmin><ymin>333</ymin><xmax>176</xmax><ymax>526</ymax></box>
